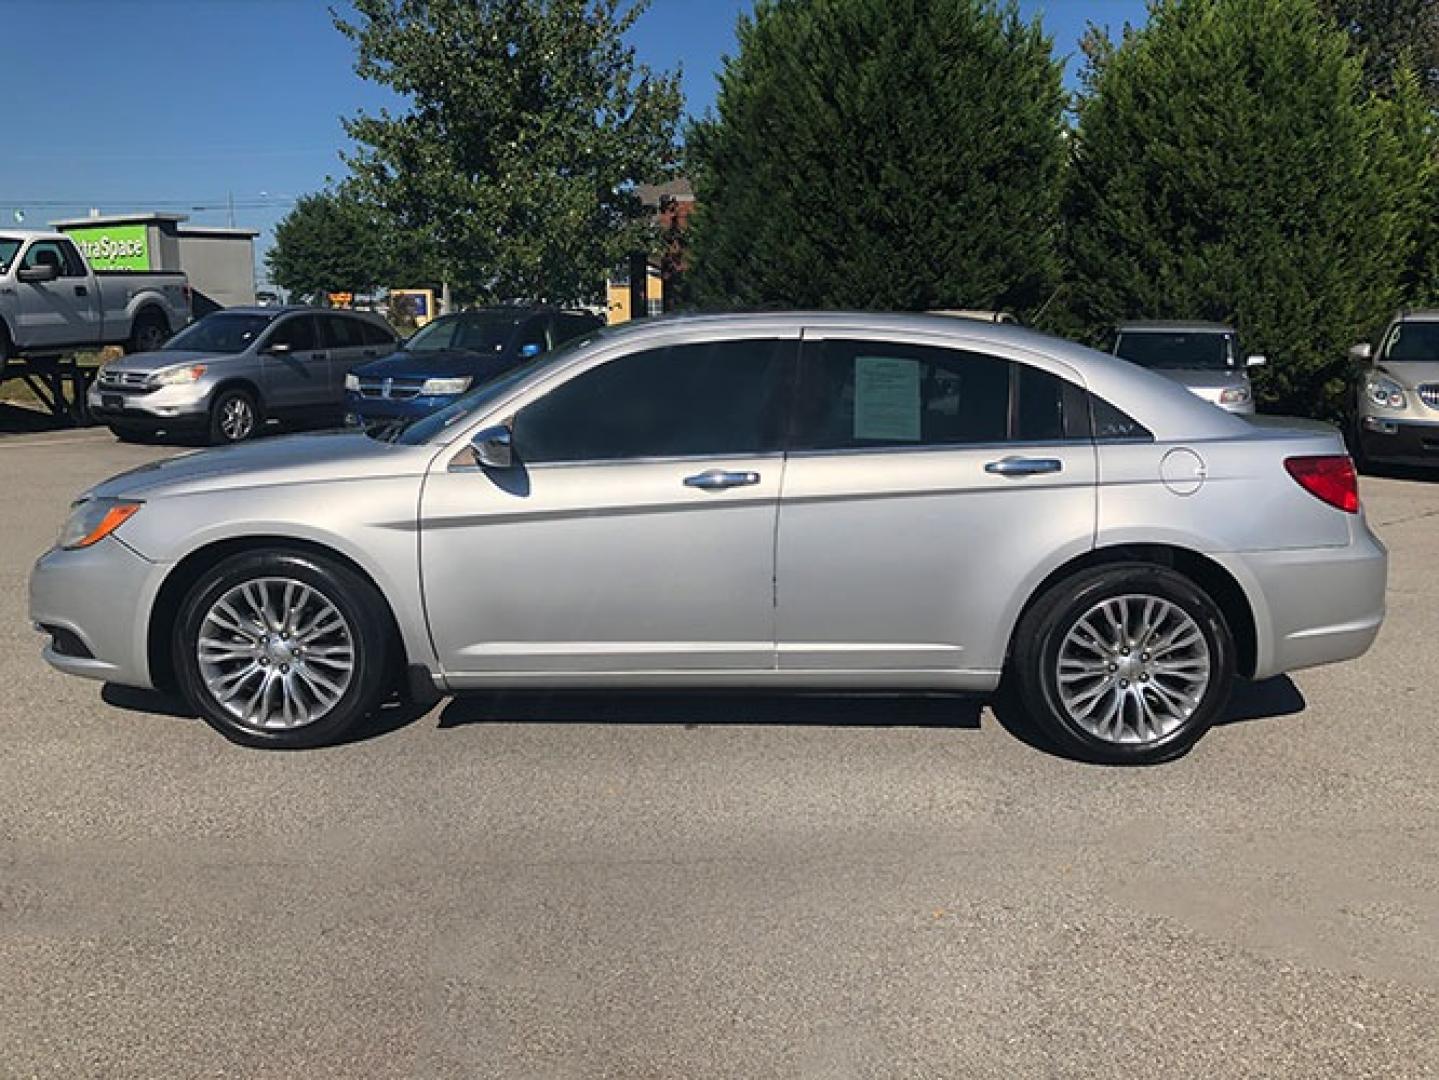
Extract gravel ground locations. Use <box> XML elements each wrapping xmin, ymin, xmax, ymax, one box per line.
<box><xmin>1</xmin><ymin>427</ymin><xmax>1436</xmax><ymax>1079</ymax></box>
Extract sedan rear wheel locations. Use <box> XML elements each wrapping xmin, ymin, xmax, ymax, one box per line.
<box><xmin>174</xmin><ymin>550</ymin><xmax>394</xmax><ymax>748</ymax></box>
<box><xmin>1012</xmin><ymin>564</ymin><xmax>1235</xmax><ymax>765</ymax></box>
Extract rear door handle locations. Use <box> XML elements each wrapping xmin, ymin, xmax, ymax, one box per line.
<box><xmin>75</xmin><ymin>285</ymin><xmax>88</xmax><ymax>297</ymax></box>
<box><xmin>311</xmin><ymin>351</ymin><xmax>329</xmax><ymax>360</ymax></box>
<box><xmin>984</xmin><ymin>456</ymin><xmax>1063</xmax><ymax>477</ymax></box>
<box><xmin>684</xmin><ymin>469</ymin><xmax>761</xmax><ymax>491</ymax></box>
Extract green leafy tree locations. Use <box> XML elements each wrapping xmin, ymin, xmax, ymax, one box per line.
<box><xmin>336</xmin><ymin>0</ymin><xmax>682</xmax><ymax>306</ymax></box>
<box><xmin>1064</xmin><ymin>0</ymin><xmax>1435</xmax><ymax>418</ymax></box>
<box><xmin>266</xmin><ymin>191</ymin><xmax>395</xmax><ymax>302</ymax></box>
<box><xmin>685</xmin><ymin>0</ymin><xmax>1066</xmax><ymax>315</ymax></box>
<box><xmin>1317</xmin><ymin>0</ymin><xmax>1439</xmax><ymax>102</ymax></box>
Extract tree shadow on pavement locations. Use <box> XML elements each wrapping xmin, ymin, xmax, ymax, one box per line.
<box><xmin>437</xmin><ymin>691</ymin><xmax>984</xmax><ymax>731</ymax></box>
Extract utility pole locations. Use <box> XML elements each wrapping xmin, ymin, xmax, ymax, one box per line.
<box><xmin>227</xmin><ymin>192</ymin><xmax>235</xmax><ymax>228</ymax></box>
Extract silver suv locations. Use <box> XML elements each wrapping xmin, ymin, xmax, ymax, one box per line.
<box><xmin>1348</xmin><ymin>310</ymin><xmax>1439</xmax><ymax>470</ymax></box>
<box><xmin>88</xmin><ymin>306</ymin><xmax>398</xmax><ymax>444</ymax></box>
<box><xmin>1113</xmin><ymin>321</ymin><xmax>1265</xmax><ymax>414</ymax></box>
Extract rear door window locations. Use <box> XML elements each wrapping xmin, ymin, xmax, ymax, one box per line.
<box><xmin>267</xmin><ymin>314</ymin><xmax>319</xmax><ymax>352</ymax></box>
<box><xmin>322</xmin><ymin>314</ymin><xmax>364</xmax><ymax>349</ymax></box>
<box><xmin>360</xmin><ymin>319</ymin><xmax>397</xmax><ymax>347</ymax></box>
<box><xmin>791</xmin><ymin>339</ymin><xmax>1093</xmax><ymax>450</ymax></box>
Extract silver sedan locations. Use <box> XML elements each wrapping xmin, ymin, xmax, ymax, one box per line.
<box><xmin>31</xmin><ymin>313</ymin><xmax>1386</xmax><ymax>764</ymax></box>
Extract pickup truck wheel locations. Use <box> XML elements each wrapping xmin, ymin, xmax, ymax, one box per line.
<box><xmin>209</xmin><ymin>388</ymin><xmax>260</xmax><ymax>444</ymax></box>
<box><xmin>172</xmin><ymin>550</ymin><xmax>394</xmax><ymax>749</ymax></box>
<box><xmin>127</xmin><ymin>311</ymin><xmax>170</xmax><ymax>354</ymax></box>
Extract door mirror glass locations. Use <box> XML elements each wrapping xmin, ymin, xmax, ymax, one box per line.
<box><xmin>470</xmin><ymin>423</ymin><xmax>514</xmax><ymax>469</ymax></box>
<box><xmin>1245</xmin><ymin>354</ymin><xmax>1267</xmax><ymax>368</ymax></box>
<box><xmin>17</xmin><ymin>263</ymin><xmax>59</xmax><ymax>284</ymax></box>
<box><xmin>1348</xmin><ymin>343</ymin><xmax>1373</xmax><ymax>364</ymax></box>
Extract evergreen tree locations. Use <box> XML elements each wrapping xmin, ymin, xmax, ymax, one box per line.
<box><xmin>1065</xmin><ymin>0</ymin><xmax>1434</xmax><ymax>417</ymax></box>
<box><xmin>686</xmin><ymin>0</ymin><xmax>1066</xmax><ymax>316</ymax></box>
<box><xmin>266</xmin><ymin>191</ymin><xmax>393</xmax><ymax>302</ymax></box>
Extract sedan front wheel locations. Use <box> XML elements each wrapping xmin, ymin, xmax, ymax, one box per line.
<box><xmin>173</xmin><ymin>550</ymin><xmax>395</xmax><ymax>748</ymax></box>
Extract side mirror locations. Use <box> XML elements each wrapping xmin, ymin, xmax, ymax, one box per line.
<box><xmin>1348</xmin><ymin>343</ymin><xmax>1373</xmax><ymax>365</ymax></box>
<box><xmin>264</xmin><ymin>342</ymin><xmax>293</xmax><ymax>357</ymax></box>
<box><xmin>519</xmin><ymin>342</ymin><xmax>544</xmax><ymax>359</ymax></box>
<box><xmin>470</xmin><ymin>423</ymin><xmax>513</xmax><ymax>470</ymax></box>
<box><xmin>17</xmin><ymin>263</ymin><xmax>59</xmax><ymax>284</ymax></box>
<box><xmin>1245</xmin><ymin>354</ymin><xmax>1267</xmax><ymax>368</ymax></box>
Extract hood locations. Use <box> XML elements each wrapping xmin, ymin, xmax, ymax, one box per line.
<box><xmin>355</xmin><ymin>348</ymin><xmax>516</xmax><ymax>380</ymax></box>
<box><xmin>1377</xmin><ymin>360</ymin><xmax>1439</xmax><ymax>387</ymax></box>
<box><xmin>84</xmin><ymin>429</ymin><xmax>431</xmax><ymax>501</ymax></box>
<box><xmin>1151</xmin><ymin>367</ymin><xmax>1249</xmax><ymax>391</ymax></box>
<box><xmin>100</xmin><ymin>349</ymin><xmax>227</xmax><ymax>377</ymax></box>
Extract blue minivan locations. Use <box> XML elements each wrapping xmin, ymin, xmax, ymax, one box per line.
<box><xmin>344</xmin><ymin>306</ymin><xmax>604</xmax><ymax>427</ymax></box>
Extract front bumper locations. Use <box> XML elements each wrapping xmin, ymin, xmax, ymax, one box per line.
<box><xmin>1356</xmin><ymin>416</ymin><xmax>1439</xmax><ymax>467</ymax></box>
<box><xmin>87</xmin><ymin>381</ymin><xmax>211</xmax><ymax>426</ymax></box>
<box><xmin>345</xmin><ymin>391</ymin><xmax>458</xmax><ymax>427</ymax></box>
<box><xmin>1215</xmin><ymin>518</ymin><xmax>1387</xmax><ymax>680</ymax></box>
<box><xmin>30</xmin><ymin>537</ymin><xmax>166</xmax><ymax>689</ymax></box>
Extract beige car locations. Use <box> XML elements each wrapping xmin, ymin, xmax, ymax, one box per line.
<box><xmin>1349</xmin><ymin>310</ymin><xmax>1439</xmax><ymax>470</ymax></box>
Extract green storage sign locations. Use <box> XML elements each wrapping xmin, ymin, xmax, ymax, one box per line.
<box><xmin>66</xmin><ymin>224</ymin><xmax>151</xmax><ymax>271</ymax></box>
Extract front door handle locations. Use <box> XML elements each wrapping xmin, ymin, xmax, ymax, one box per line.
<box><xmin>684</xmin><ymin>469</ymin><xmax>761</xmax><ymax>491</ymax></box>
<box><xmin>984</xmin><ymin>456</ymin><xmax>1063</xmax><ymax>477</ymax></box>
<box><xmin>75</xmin><ymin>285</ymin><xmax>88</xmax><ymax>297</ymax></box>
<box><xmin>311</xmin><ymin>351</ymin><xmax>329</xmax><ymax>361</ymax></box>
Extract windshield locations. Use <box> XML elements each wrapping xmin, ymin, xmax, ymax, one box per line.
<box><xmin>0</xmin><ymin>238</ymin><xmax>21</xmax><ymax>275</ymax></box>
<box><xmin>404</xmin><ymin>312</ymin><xmax>522</xmax><ymax>354</ymax></box>
<box><xmin>1382</xmin><ymin>321</ymin><xmax>1439</xmax><ymax>364</ymax></box>
<box><xmin>164</xmin><ymin>312</ymin><xmax>276</xmax><ymax>354</ymax></box>
<box><xmin>378</xmin><ymin>330</ymin><xmax>608</xmax><ymax>445</ymax></box>
<box><xmin>1115</xmin><ymin>331</ymin><xmax>1235</xmax><ymax>370</ymax></box>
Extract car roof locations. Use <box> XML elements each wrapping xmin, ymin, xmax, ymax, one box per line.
<box><xmin>1114</xmin><ymin>320</ymin><xmax>1235</xmax><ymax>334</ymax></box>
<box><xmin>212</xmin><ymin>305</ymin><xmax>386</xmax><ymax>320</ymax></box>
<box><xmin>1393</xmin><ymin>309</ymin><xmax>1439</xmax><ymax>323</ymax></box>
<box><xmin>0</xmin><ymin>229</ymin><xmax>66</xmax><ymax>243</ymax></box>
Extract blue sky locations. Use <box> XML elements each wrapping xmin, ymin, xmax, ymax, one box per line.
<box><xmin>1</xmin><ymin>0</ymin><xmax>1148</xmax><ymax>279</ymax></box>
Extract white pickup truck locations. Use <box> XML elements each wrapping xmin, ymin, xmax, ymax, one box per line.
<box><xmin>0</xmin><ymin>230</ymin><xmax>190</xmax><ymax>361</ymax></box>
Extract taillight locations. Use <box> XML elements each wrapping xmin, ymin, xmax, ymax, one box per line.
<box><xmin>1284</xmin><ymin>455</ymin><xmax>1359</xmax><ymax>514</ymax></box>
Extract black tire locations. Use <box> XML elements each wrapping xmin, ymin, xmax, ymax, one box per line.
<box><xmin>1010</xmin><ymin>564</ymin><xmax>1236</xmax><ymax>765</ymax></box>
<box><xmin>126</xmin><ymin>310</ymin><xmax>170</xmax><ymax>355</ymax></box>
<box><xmin>173</xmin><ymin>550</ymin><xmax>395</xmax><ymax>749</ymax></box>
<box><xmin>208</xmin><ymin>386</ymin><xmax>261</xmax><ymax>444</ymax></box>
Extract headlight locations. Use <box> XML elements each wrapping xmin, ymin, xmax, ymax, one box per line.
<box><xmin>1365</xmin><ymin>375</ymin><xmax>1406</xmax><ymax>410</ymax></box>
<box><xmin>420</xmin><ymin>376</ymin><xmax>472</xmax><ymax>396</ymax></box>
<box><xmin>1219</xmin><ymin>385</ymin><xmax>1251</xmax><ymax>405</ymax></box>
<box><xmin>57</xmin><ymin>498</ymin><xmax>142</xmax><ymax>550</ymax></box>
<box><xmin>344</xmin><ymin>373</ymin><xmax>361</xmax><ymax>392</ymax></box>
<box><xmin>148</xmin><ymin>363</ymin><xmax>207</xmax><ymax>387</ymax></box>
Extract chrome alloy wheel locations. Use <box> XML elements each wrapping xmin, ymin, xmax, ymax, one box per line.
<box><xmin>219</xmin><ymin>396</ymin><xmax>256</xmax><ymax>441</ymax></box>
<box><xmin>196</xmin><ymin>577</ymin><xmax>355</xmax><ymax>730</ymax></box>
<box><xmin>1055</xmin><ymin>594</ymin><xmax>1211</xmax><ymax>745</ymax></box>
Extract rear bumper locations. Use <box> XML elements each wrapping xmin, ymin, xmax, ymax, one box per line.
<box><xmin>29</xmin><ymin>537</ymin><xmax>164</xmax><ymax>689</ymax></box>
<box><xmin>1215</xmin><ymin>520</ymin><xmax>1388</xmax><ymax>680</ymax></box>
<box><xmin>1356</xmin><ymin>417</ymin><xmax>1439</xmax><ymax>467</ymax></box>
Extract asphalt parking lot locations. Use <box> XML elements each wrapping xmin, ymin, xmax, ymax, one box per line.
<box><xmin>2</xmin><ymin>424</ymin><xmax>1437</xmax><ymax>1079</ymax></box>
